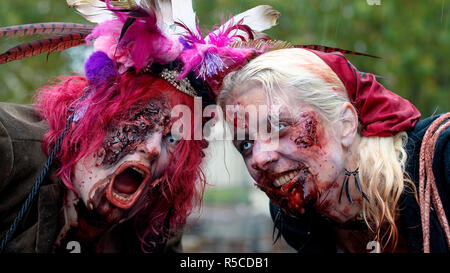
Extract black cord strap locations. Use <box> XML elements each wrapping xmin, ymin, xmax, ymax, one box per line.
<box><xmin>0</xmin><ymin>112</ymin><xmax>75</xmax><ymax>252</ymax></box>
<box><xmin>338</xmin><ymin>167</ymin><xmax>369</xmax><ymax>204</ymax></box>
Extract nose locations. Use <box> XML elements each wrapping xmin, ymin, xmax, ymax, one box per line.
<box><xmin>250</xmin><ymin>140</ymin><xmax>280</xmax><ymax>171</ymax></box>
<box><xmin>137</xmin><ymin>132</ymin><xmax>162</xmax><ymax>161</ymax></box>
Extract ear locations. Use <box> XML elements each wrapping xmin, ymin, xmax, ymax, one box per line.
<box><xmin>338</xmin><ymin>102</ymin><xmax>359</xmax><ymax>148</ymax></box>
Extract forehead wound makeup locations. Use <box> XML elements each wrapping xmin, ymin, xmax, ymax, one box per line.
<box><xmin>102</xmin><ymin>100</ymin><xmax>171</xmax><ymax>166</ymax></box>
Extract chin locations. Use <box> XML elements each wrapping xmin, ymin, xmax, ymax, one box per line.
<box><xmin>85</xmin><ymin>192</ymin><xmax>129</xmax><ymax>225</ymax></box>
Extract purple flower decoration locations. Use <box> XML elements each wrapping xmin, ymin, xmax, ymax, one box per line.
<box><xmin>84</xmin><ymin>51</ymin><xmax>117</xmax><ymax>85</ymax></box>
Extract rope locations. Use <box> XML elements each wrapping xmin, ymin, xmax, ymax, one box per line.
<box><xmin>419</xmin><ymin>112</ymin><xmax>450</xmax><ymax>253</ymax></box>
<box><xmin>0</xmin><ymin>112</ymin><xmax>75</xmax><ymax>253</ymax></box>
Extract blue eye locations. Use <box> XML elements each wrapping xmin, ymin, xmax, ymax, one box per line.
<box><xmin>166</xmin><ymin>134</ymin><xmax>180</xmax><ymax>145</ymax></box>
<box><xmin>241</xmin><ymin>141</ymin><xmax>253</xmax><ymax>151</ymax></box>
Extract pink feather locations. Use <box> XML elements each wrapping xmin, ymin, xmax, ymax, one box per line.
<box><xmin>86</xmin><ymin>10</ymin><xmax>182</xmax><ymax>73</ymax></box>
<box><xmin>177</xmin><ymin>16</ymin><xmax>254</xmax><ymax>80</ymax></box>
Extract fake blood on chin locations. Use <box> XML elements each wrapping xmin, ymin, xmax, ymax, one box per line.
<box><xmin>257</xmin><ymin>168</ymin><xmax>319</xmax><ymax>217</ymax></box>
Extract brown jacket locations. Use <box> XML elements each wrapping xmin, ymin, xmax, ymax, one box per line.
<box><xmin>0</xmin><ymin>102</ymin><xmax>182</xmax><ymax>253</ymax></box>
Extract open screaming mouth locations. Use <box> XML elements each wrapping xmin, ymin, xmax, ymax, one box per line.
<box><xmin>105</xmin><ymin>162</ymin><xmax>152</xmax><ymax>209</ymax></box>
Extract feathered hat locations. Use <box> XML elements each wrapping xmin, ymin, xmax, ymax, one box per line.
<box><xmin>0</xmin><ymin>1</ymin><xmax>380</xmax><ymax>98</ymax></box>
<box><xmin>0</xmin><ymin>0</ymin><xmax>284</xmax><ymax>99</ymax></box>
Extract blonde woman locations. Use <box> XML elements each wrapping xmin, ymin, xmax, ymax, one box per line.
<box><xmin>218</xmin><ymin>48</ymin><xmax>450</xmax><ymax>253</ymax></box>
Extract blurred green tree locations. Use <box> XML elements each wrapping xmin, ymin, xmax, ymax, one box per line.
<box><xmin>0</xmin><ymin>1</ymin><xmax>91</xmax><ymax>103</ymax></box>
<box><xmin>0</xmin><ymin>0</ymin><xmax>448</xmax><ymax>116</ymax></box>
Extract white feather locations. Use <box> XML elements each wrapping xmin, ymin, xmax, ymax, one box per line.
<box><xmin>230</xmin><ymin>5</ymin><xmax>280</xmax><ymax>32</ymax></box>
<box><xmin>67</xmin><ymin>0</ymin><xmax>96</xmax><ymax>5</ymax></box>
<box><xmin>154</xmin><ymin>0</ymin><xmax>173</xmax><ymax>19</ymax></box>
<box><xmin>134</xmin><ymin>0</ymin><xmax>151</xmax><ymax>9</ymax></box>
<box><xmin>130</xmin><ymin>1</ymin><xmax>178</xmax><ymax>35</ymax></box>
<box><xmin>206</xmin><ymin>5</ymin><xmax>280</xmax><ymax>42</ymax></box>
<box><xmin>66</xmin><ymin>0</ymin><xmax>115</xmax><ymax>23</ymax></box>
<box><xmin>171</xmin><ymin>0</ymin><xmax>196</xmax><ymax>32</ymax></box>
<box><xmin>153</xmin><ymin>0</ymin><xmax>175</xmax><ymax>34</ymax></box>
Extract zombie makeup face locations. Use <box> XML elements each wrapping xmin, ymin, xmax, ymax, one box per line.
<box><xmin>72</xmin><ymin>99</ymin><xmax>183</xmax><ymax>224</ymax></box>
<box><xmin>228</xmin><ymin>85</ymin><xmax>360</xmax><ymax>221</ymax></box>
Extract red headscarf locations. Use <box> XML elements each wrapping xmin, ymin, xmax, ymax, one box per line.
<box><xmin>308</xmin><ymin>50</ymin><xmax>421</xmax><ymax>137</ymax></box>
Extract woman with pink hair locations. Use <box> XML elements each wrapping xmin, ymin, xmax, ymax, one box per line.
<box><xmin>0</xmin><ymin>1</ymin><xmax>279</xmax><ymax>252</ymax></box>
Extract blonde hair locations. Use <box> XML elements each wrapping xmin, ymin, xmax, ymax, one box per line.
<box><xmin>219</xmin><ymin>48</ymin><xmax>414</xmax><ymax>251</ymax></box>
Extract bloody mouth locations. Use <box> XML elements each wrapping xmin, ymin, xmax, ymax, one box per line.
<box><xmin>105</xmin><ymin>162</ymin><xmax>151</xmax><ymax>209</ymax></box>
<box><xmin>258</xmin><ymin>166</ymin><xmax>318</xmax><ymax>216</ymax></box>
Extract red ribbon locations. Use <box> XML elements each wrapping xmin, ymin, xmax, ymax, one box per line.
<box><xmin>308</xmin><ymin>50</ymin><xmax>421</xmax><ymax>137</ymax></box>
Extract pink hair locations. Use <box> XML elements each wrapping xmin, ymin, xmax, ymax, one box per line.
<box><xmin>35</xmin><ymin>73</ymin><xmax>206</xmax><ymax>252</ymax></box>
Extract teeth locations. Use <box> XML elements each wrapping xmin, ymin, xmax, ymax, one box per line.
<box><xmin>131</xmin><ymin>167</ymin><xmax>144</xmax><ymax>176</ymax></box>
<box><xmin>273</xmin><ymin>169</ymin><xmax>300</xmax><ymax>188</ymax></box>
<box><xmin>112</xmin><ymin>191</ymin><xmax>130</xmax><ymax>202</ymax></box>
